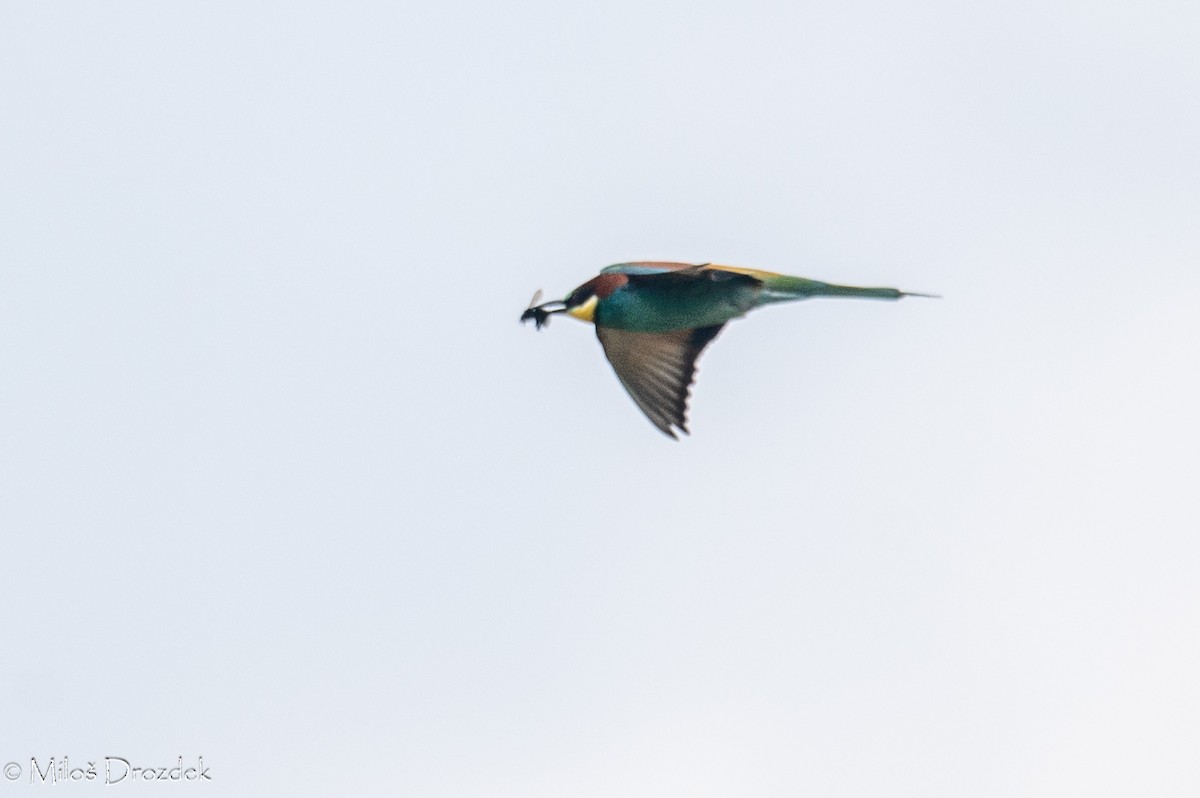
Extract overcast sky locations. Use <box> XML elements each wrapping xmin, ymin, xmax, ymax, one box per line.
<box><xmin>2</xmin><ymin>1</ymin><xmax>1198</xmax><ymax>796</ymax></box>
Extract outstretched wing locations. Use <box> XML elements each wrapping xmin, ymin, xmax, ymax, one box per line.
<box><xmin>601</xmin><ymin>262</ymin><xmax>783</xmax><ymax>282</ymax></box>
<box><xmin>595</xmin><ymin>324</ymin><xmax>725</xmax><ymax>439</ymax></box>
<box><xmin>601</xmin><ymin>262</ymin><xmax>698</xmax><ymax>276</ymax></box>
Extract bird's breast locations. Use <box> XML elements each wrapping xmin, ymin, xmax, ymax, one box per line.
<box><xmin>596</xmin><ymin>284</ymin><xmax>759</xmax><ymax>332</ymax></box>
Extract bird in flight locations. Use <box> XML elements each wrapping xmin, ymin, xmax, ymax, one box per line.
<box><xmin>521</xmin><ymin>262</ymin><xmax>935</xmax><ymax>438</ymax></box>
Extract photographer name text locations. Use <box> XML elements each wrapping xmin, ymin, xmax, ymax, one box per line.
<box><xmin>3</xmin><ymin>757</ymin><xmax>211</xmax><ymax>785</ymax></box>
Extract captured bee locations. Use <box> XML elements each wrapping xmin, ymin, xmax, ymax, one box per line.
<box><xmin>519</xmin><ymin>290</ymin><xmax>566</xmax><ymax>330</ymax></box>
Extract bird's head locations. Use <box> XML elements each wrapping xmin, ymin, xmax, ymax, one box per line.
<box><xmin>521</xmin><ymin>274</ymin><xmax>626</xmax><ymax>329</ymax></box>
<box><xmin>520</xmin><ymin>281</ymin><xmax>601</xmax><ymax>329</ymax></box>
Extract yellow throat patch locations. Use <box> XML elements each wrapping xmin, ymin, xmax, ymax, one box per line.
<box><xmin>566</xmin><ymin>294</ymin><xmax>598</xmax><ymax>323</ymax></box>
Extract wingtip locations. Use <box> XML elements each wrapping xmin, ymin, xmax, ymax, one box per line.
<box><xmin>656</xmin><ymin>423</ymin><xmax>686</xmax><ymax>440</ymax></box>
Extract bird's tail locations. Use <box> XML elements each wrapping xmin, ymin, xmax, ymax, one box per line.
<box><xmin>757</xmin><ymin>273</ymin><xmax>938</xmax><ymax>304</ymax></box>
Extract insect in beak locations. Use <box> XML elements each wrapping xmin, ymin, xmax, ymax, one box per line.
<box><xmin>520</xmin><ymin>290</ymin><xmax>567</xmax><ymax>329</ymax></box>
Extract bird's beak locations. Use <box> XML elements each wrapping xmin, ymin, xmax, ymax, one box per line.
<box><xmin>520</xmin><ymin>291</ymin><xmax>568</xmax><ymax>330</ymax></box>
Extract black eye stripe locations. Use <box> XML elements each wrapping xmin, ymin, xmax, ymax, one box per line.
<box><xmin>567</xmin><ymin>287</ymin><xmax>594</xmax><ymax>307</ymax></box>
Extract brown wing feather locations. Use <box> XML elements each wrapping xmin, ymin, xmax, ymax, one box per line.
<box><xmin>594</xmin><ymin>324</ymin><xmax>725</xmax><ymax>439</ymax></box>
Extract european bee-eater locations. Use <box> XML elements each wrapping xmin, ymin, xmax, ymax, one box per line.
<box><xmin>521</xmin><ymin>262</ymin><xmax>934</xmax><ymax>438</ymax></box>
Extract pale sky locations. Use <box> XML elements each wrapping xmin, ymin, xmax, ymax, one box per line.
<box><xmin>2</xmin><ymin>2</ymin><xmax>1198</xmax><ymax>796</ymax></box>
